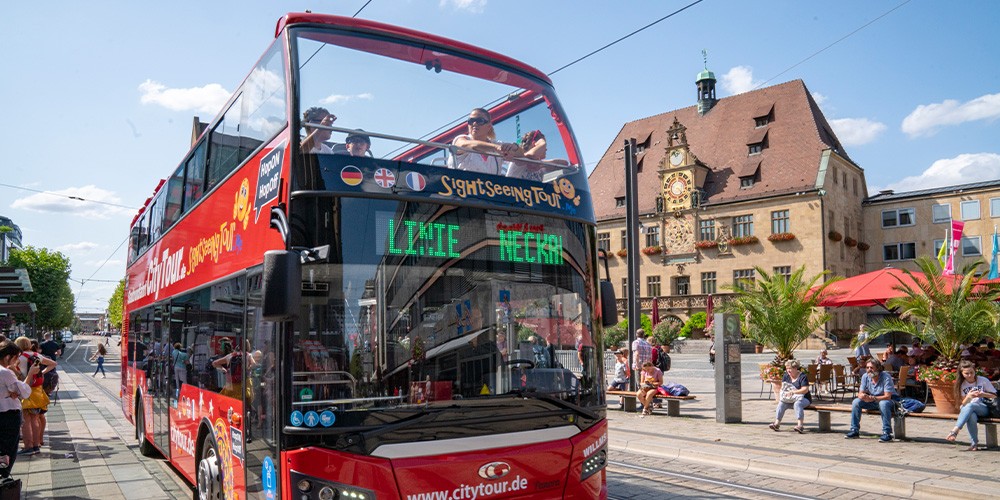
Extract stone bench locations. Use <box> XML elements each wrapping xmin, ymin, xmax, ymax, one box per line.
<box><xmin>607</xmin><ymin>389</ymin><xmax>696</xmax><ymax>416</ymax></box>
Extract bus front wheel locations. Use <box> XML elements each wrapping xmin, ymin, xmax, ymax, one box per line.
<box><xmin>136</xmin><ymin>401</ymin><xmax>156</xmax><ymax>457</ymax></box>
<box><xmin>196</xmin><ymin>437</ymin><xmax>223</xmax><ymax>500</ymax></box>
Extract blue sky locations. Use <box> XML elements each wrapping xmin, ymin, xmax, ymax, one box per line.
<box><xmin>3</xmin><ymin>0</ymin><xmax>999</xmax><ymax>314</ymax></box>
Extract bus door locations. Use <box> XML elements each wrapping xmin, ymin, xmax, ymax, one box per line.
<box><xmin>243</xmin><ymin>269</ymin><xmax>281</xmax><ymax>497</ymax></box>
<box><xmin>152</xmin><ymin>304</ymin><xmax>171</xmax><ymax>453</ymax></box>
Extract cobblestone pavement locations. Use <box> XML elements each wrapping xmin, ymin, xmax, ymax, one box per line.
<box><xmin>607</xmin><ymin>341</ymin><xmax>1000</xmax><ymax>499</ymax></box>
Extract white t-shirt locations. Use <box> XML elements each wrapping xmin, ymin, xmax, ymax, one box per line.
<box><xmin>310</xmin><ymin>143</ymin><xmax>333</xmax><ymax>154</ymax></box>
<box><xmin>960</xmin><ymin>375</ymin><xmax>997</xmax><ymax>404</ymax></box>
<box><xmin>449</xmin><ymin>135</ymin><xmax>502</xmax><ymax>175</ymax></box>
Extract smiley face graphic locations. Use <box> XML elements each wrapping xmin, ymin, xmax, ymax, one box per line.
<box><xmin>553</xmin><ymin>178</ymin><xmax>581</xmax><ymax>206</ymax></box>
<box><xmin>233</xmin><ymin>178</ymin><xmax>251</xmax><ymax>230</ymax></box>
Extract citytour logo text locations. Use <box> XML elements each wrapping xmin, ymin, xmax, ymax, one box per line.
<box><xmin>406</xmin><ymin>476</ymin><xmax>529</xmax><ymax>500</ymax></box>
<box><xmin>127</xmin><ymin>247</ymin><xmax>187</xmax><ymax>303</ymax></box>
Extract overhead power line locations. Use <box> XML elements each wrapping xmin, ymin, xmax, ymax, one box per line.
<box><xmin>0</xmin><ymin>182</ymin><xmax>139</xmax><ymax>210</ymax></box>
<box><xmin>353</xmin><ymin>0</ymin><xmax>374</xmax><ymax>18</ymax></box>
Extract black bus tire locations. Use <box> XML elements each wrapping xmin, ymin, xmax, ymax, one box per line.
<box><xmin>196</xmin><ymin>436</ymin><xmax>223</xmax><ymax>500</ymax></box>
<box><xmin>136</xmin><ymin>400</ymin><xmax>156</xmax><ymax>457</ymax></box>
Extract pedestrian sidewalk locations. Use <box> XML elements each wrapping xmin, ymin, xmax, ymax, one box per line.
<box><xmin>608</xmin><ymin>397</ymin><xmax>1000</xmax><ymax>499</ymax></box>
<box><xmin>15</xmin><ymin>365</ymin><xmax>189</xmax><ymax>499</ymax></box>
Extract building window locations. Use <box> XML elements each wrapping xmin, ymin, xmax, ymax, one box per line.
<box><xmin>853</xmin><ymin>178</ymin><xmax>858</xmax><ymax>196</ymax></box>
<box><xmin>961</xmin><ymin>200</ymin><xmax>981</xmax><ymax>220</ymax></box>
<box><xmin>773</xmin><ymin>266</ymin><xmax>792</xmax><ymax>281</ymax></box>
<box><xmin>991</xmin><ymin>198</ymin><xmax>1000</xmax><ymax>218</ymax></box>
<box><xmin>647</xmin><ymin>276</ymin><xmax>661</xmax><ymax>297</ymax></box>
<box><xmin>740</xmin><ymin>177</ymin><xmax>755</xmax><ymax>188</ymax></box>
<box><xmin>621</xmin><ymin>278</ymin><xmax>628</xmax><ymax>301</ymax></box>
<box><xmin>748</xmin><ymin>143</ymin><xmax>763</xmax><ymax>155</ymax></box>
<box><xmin>755</xmin><ymin>117</ymin><xmax>769</xmax><ymax>128</ymax></box>
<box><xmin>841</xmin><ymin>172</ymin><xmax>847</xmax><ymax>186</ymax></box>
<box><xmin>644</xmin><ymin>225</ymin><xmax>660</xmax><ymax>247</ymax></box>
<box><xmin>615</xmin><ymin>197</ymin><xmax>625</xmax><ymax>208</ymax></box>
<box><xmin>771</xmin><ymin>210</ymin><xmax>790</xmax><ymax>234</ymax></box>
<box><xmin>832</xmin><ymin>167</ymin><xmax>838</xmax><ymax>185</ymax></box>
<box><xmin>620</xmin><ymin>230</ymin><xmax>627</xmax><ymax>250</ymax></box>
<box><xmin>733</xmin><ymin>269</ymin><xmax>755</xmax><ymax>290</ymax></box>
<box><xmin>701</xmin><ymin>272</ymin><xmax>717</xmax><ymax>294</ymax></box>
<box><xmin>881</xmin><ymin>208</ymin><xmax>915</xmax><ymax>228</ymax></box>
<box><xmin>883</xmin><ymin>242</ymin><xmax>917</xmax><ymax>262</ymax></box>
<box><xmin>932</xmin><ymin>204</ymin><xmax>952</xmax><ymax>224</ymax></box>
<box><xmin>699</xmin><ymin>220</ymin><xmax>716</xmax><ymax>241</ymax></box>
<box><xmin>673</xmin><ymin>277</ymin><xmax>689</xmax><ymax>296</ymax></box>
<box><xmin>962</xmin><ymin>236</ymin><xmax>982</xmax><ymax>256</ymax></box>
<box><xmin>933</xmin><ymin>239</ymin><xmax>945</xmax><ymax>256</ymax></box>
<box><xmin>733</xmin><ymin>214</ymin><xmax>754</xmax><ymax>237</ymax></box>
<box><xmin>597</xmin><ymin>232</ymin><xmax>610</xmax><ymax>252</ymax></box>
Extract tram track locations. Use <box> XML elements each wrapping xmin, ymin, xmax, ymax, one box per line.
<box><xmin>607</xmin><ymin>460</ymin><xmax>818</xmax><ymax>500</ymax></box>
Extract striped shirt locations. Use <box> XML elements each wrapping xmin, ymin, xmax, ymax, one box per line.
<box><xmin>631</xmin><ymin>338</ymin><xmax>653</xmax><ymax>369</ymax></box>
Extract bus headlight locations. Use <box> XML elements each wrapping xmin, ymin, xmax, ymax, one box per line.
<box><xmin>580</xmin><ymin>448</ymin><xmax>607</xmax><ymax>481</ymax></box>
<box><xmin>290</xmin><ymin>470</ymin><xmax>376</xmax><ymax>500</ymax></box>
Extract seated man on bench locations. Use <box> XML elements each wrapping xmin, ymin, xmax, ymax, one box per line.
<box><xmin>845</xmin><ymin>357</ymin><xmax>896</xmax><ymax>442</ymax></box>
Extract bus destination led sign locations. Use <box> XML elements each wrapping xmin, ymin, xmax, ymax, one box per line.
<box><xmin>386</xmin><ymin>219</ymin><xmax>563</xmax><ymax>265</ymax></box>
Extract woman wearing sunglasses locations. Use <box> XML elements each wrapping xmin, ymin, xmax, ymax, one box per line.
<box><xmin>450</xmin><ymin>108</ymin><xmax>520</xmax><ymax>175</ymax></box>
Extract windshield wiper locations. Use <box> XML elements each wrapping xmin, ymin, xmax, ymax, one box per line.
<box><xmin>504</xmin><ymin>389</ymin><xmax>599</xmax><ymax>421</ymax></box>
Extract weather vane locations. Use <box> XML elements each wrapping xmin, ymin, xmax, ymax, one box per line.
<box><xmin>702</xmin><ymin>49</ymin><xmax>709</xmax><ymax>69</ymax></box>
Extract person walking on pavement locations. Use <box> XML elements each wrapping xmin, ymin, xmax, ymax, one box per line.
<box><xmin>854</xmin><ymin>324</ymin><xmax>872</xmax><ymax>358</ymax></box>
<box><xmin>845</xmin><ymin>357</ymin><xmax>896</xmax><ymax>442</ymax></box>
<box><xmin>91</xmin><ymin>344</ymin><xmax>107</xmax><ymax>378</ymax></box>
<box><xmin>769</xmin><ymin>359</ymin><xmax>812</xmax><ymax>434</ymax></box>
<box><xmin>0</xmin><ymin>340</ymin><xmax>35</xmax><ymax>480</ymax></box>
<box><xmin>631</xmin><ymin>330</ymin><xmax>652</xmax><ymax>387</ymax></box>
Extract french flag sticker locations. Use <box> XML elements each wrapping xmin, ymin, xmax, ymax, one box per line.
<box><xmin>405</xmin><ymin>171</ymin><xmax>426</xmax><ymax>191</ymax></box>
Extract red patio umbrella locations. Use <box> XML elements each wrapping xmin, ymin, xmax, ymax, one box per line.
<box><xmin>650</xmin><ymin>297</ymin><xmax>660</xmax><ymax>327</ymax></box>
<box><xmin>704</xmin><ymin>294</ymin><xmax>714</xmax><ymax>332</ymax></box>
<box><xmin>816</xmin><ymin>267</ymin><xmax>962</xmax><ymax>308</ymax></box>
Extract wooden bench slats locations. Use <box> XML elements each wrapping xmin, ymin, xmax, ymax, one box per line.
<box><xmin>606</xmin><ymin>390</ymin><xmax>697</xmax><ymax>416</ymax></box>
<box><xmin>805</xmin><ymin>404</ymin><xmax>999</xmax><ymax>447</ymax></box>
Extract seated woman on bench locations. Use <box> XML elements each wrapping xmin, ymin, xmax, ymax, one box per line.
<box><xmin>636</xmin><ymin>361</ymin><xmax>663</xmax><ymax>417</ymax></box>
<box><xmin>946</xmin><ymin>360</ymin><xmax>997</xmax><ymax>451</ymax></box>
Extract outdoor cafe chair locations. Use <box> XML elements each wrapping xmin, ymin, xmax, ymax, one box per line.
<box><xmin>830</xmin><ymin>364</ymin><xmax>855</xmax><ymax>403</ymax></box>
<box><xmin>807</xmin><ymin>364</ymin><xmax>819</xmax><ymax>396</ymax></box>
<box><xmin>817</xmin><ymin>364</ymin><xmax>833</xmax><ymax>399</ymax></box>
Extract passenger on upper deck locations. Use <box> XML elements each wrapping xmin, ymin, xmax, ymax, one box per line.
<box><xmin>301</xmin><ymin>106</ymin><xmax>336</xmax><ymax>153</ymax></box>
<box><xmin>506</xmin><ymin>130</ymin><xmax>569</xmax><ymax>182</ymax></box>
<box><xmin>332</xmin><ymin>131</ymin><xmax>373</xmax><ymax>157</ymax></box>
<box><xmin>449</xmin><ymin>108</ymin><xmax>521</xmax><ymax>175</ymax></box>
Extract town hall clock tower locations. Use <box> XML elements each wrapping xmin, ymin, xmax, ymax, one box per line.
<box><xmin>658</xmin><ymin>117</ymin><xmax>710</xmax><ymax>262</ymax></box>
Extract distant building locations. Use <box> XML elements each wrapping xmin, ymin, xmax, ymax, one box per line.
<box><xmin>0</xmin><ymin>216</ymin><xmax>23</xmax><ymax>264</ymax></box>
<box><xmin>77</xmin><ymin>313</ymin><xmax>105</xmax><ymax>333</ymax></box>
<box><xmin>589</xmin><ymin>73</ymin><xmax>867</xmax><ymax>347</ymax></box>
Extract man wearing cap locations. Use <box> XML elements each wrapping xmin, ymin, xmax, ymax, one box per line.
<box><xmin>336</xmin><ymin>131</ymin><xmax>371</xmax><ymax>157</ymax></box>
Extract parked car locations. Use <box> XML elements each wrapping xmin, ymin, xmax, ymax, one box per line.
<box><xmin>61</xmin><ymin>331</ymin><xmax>74</xmax><ymax>344</ymax></box>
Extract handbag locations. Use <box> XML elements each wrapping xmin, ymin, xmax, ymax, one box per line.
<box><xmin>983</xmin><ymin>396</ymin><xmax>1000</xmax><ymax>418</ymax></box>
<box><xmin>779</xmin><ymin>382</ymin><xmax>802</xmax><ymax>404</ymax></box>
<box><xmin>0</xmin><ymin>477</ymin><xmax>22</xmax><ymax>500</ymax></box>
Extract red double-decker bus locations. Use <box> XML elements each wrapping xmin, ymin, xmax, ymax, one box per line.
<box><xmin>122</xmin><ymin>12</ymin><xmax>616</xmax><ymax>500</ymax></box>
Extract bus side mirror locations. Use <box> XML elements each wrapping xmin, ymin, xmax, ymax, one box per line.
<box><xmin>599</xmin><ymin>280</ymin><xmax>618</xmax><ymax>327</ymax></box>
<box><xmin>262</xmin><ymin>250</ymin><xmax>301</xmax><ymax>321</ymax></box>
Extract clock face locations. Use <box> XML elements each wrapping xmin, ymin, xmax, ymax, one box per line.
<box><xmin>669</xmin><ymin>150</ymin><xmax>684</xmax><ymax>166</ymax></box>
<box><xmin>663</xmin><ymin>171</ymin><xmax>692</xmax><ymax>202</ymax></box>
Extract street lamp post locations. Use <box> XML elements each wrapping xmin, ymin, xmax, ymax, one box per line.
<box><xmin>624</xmin><ymin>138</ymin><xmax>640</xmax><ymax>392</ymax></box>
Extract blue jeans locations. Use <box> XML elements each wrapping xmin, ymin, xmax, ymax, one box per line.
<box><xmin>850</xmin><ymin>398</ymin><xmax>894</xmax><ymax>435</ymax></box>
<box><xmin>776</xmin><ymin>397</ymin><xmax>811</xmax><ymax>422</ymax></box>
<box><xmin>955</xmin><ymin>401</ymin><xmax>989</xmax><ymax>445</ymax></box>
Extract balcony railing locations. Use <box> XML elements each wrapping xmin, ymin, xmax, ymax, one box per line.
<box><xmin>615</xmin><ymin>293</ymin><xmax>734</xmax><ymax>315</ymax></box>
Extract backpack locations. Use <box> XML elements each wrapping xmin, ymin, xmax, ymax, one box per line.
<box><xmin>43</xmin><ymin>370</ymin><xmax>59</xmax><ymax>395</ymax></box>
<box><xmin>662</xmin><ymin>382</ymin><xmax>689</xmax><ymax>397</ymax></box>
<box><xmin>896</xmin><ymin>397</ymin><xmax>925</xmax><ymax>415</ymax></box>
<box><xmin>656</xmin><ymin>352</ymin><xmax>671</xmax><ymax>372</ymax></box>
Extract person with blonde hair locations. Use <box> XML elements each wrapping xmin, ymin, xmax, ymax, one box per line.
<box><xmin>13</xmin><ymin>336</ymin><xmax>55</xmax><ymax>455</ymax></box>
<box><xmin>768</xmin><ymin>359</ymin><xmax>812</xmax><ymax>433</ymax></box>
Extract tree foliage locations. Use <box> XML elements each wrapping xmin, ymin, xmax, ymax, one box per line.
<box><xmin>106</xmin><ymin>278</ymin><xmax>126</xmax><ymax>331</ymax></box>
<box><xmin>652</xmin><ymin>318</ymin><xmax>682</xmax><ymax>346</ymax></box>
<box><xmin>721</xmin><ymin>265</ymin><xmax>839</xmax><ymax>365</ymax></box>
<box><xmin>7</xmin><ymin>246</ymin><xmax>75</xmax><ymax>332</ymax></box>
<box><xmin>679</xmin><ymin>312</ymin><xmax>706</xmax><ymax>338</ymax></box>
<box><xmin>604</xmin><ymin>314</ymin><xmax>652</xmax><ymax>350</ymax></box>
<box><xmin>861</xmin><ymin>257</ymin><xmax>1000</xmax><ymax>368</ymax></box>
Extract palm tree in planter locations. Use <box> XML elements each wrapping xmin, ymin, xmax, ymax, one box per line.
<box><xmin>722</xmin><ymin>266</ymin><xmax>840</xmax><ymax>390</ymax></box>
<box><xmin>859</xmin><ymin>256</ymin><xmax>1000</xmax><ymax>413</ymax></box>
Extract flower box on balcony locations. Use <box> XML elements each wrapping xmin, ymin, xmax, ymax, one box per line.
<box><xmin>729</xmin><ymin>236</ymin><xmax>759</xmax><ymax>246</ymax></box>
<box><xmin>844</xmin><ymin>237</ymin><xmax>858</xmax><ymax>247</ymax></box>
<box><xmin>767</xmin><ymin>232</ymin><xmax>796</xmax><ymax>242</ymax></box>
<box><xmin>828</xmin><ymin>231</ymin><xmax>843</xmax><ymax>242</ymax></box>
<box><xmin>641</xmin><ymin>246</ymin><xmax>662</xmax><ymax>256</ymax></box>
<box><xmin>616</xmin><ymin>249</ymin><xmax>628</xmax><ymax>258</ymax></box>
<box><xmin>695</xmin><ymin>240</ymin><xmax>718</xmax><ymax>249</ymax></box>
<box><xmin>857</xmin><ymin>241</ymin><xmax>870</xmax><ymax>251</ymax></box>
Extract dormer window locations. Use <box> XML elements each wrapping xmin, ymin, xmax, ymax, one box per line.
<box><xmin>752</xmin><ymin>103</ymin><xmax>774</xmax><ymax>128</ymax></box>
<box><xmin>740</xmin><ymin>177</ymin><xmax>754</xmax><ymax>188</ymax></box>
<box><xmin>748</xmin><ymin>143</ymin><xmax>764</xmax><ymax>155</ymax></box>
<box><xmin>755</xmin><ymin>116</ymin><xmax>769</xmax><ymax>127</ymax></box>
<box><xmin>615</xmin><ymin>197</ymin><xmax>625</xmax><ymax>208</ymax></box>
<box><xmin>746</xmin><ymin>128</ymin><xmax>768</xmax><ymax>156</ymax></box>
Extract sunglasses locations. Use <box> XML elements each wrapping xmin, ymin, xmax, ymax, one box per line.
<box><xmin>467</xmin><ymin>117</ymin><xmax>489</xmax><ymax>126</ymax></box>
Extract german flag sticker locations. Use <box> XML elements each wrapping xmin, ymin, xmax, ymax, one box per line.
<box><xmin>341</xmin><ymin>166</ymin><xmax>363</xmax><ymax>186</ymax></box>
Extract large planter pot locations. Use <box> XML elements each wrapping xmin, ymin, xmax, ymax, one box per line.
<box><xmin>926</xmin><ymin>379</ymin><xmax>960</xmax><ymax>414</ymax></box>
<box><xmin>754</xmin><ymin>344</ymin><xmax>764</xmax><ymax>354</ymax></box>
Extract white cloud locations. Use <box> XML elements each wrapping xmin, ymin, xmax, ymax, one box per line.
<box><xmin>57</xmin><ymin>242</ymin><xmax>99</xmax><ymax>252</ymax></box>
<box><xmin>10</xmin><ymin>185</ymin><xmax>131</xmax><ymax>219</ymax></box>
<box><xmin>885</xmin><ymin>153</ymin><xmax>1000</xmax><ymax>192</ymax></box>
<box><xmin>138</xmin><ymin>79</ymin><xmax>231</xmax><ymax>114</ymax></box>
<box><xmin>440</xmin><ymin>0</ymin><xmax>486</xmax><ymax>13</ymax></box>
<box><xmin>319</xmin><ymin>93</ymin><xmax>375</xmax><ymax>106</ymax></box>
<box><xmin>720</xmin><ymin>66</ymin><xmax>762</xmax><ymax>95</ymax></box>
<box><xmin>902</xmin><ymin>92</ymin><xmax>1000</xmax><ymax>138</ymax></box>
<box><xmin>811</xmin><ymin>92</ymin><xmax>828</xmax><ymax>108</ymax></box>
<box><xmin>828</xmin><ymin>118</ymin><xmax>887</xmax><ymax>146</ymax></box>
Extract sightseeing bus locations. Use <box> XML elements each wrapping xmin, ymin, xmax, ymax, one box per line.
<box><xmin>122</xmin><ymin>12</ymin><xmax>616</xmax><ymax>500</ymax></box>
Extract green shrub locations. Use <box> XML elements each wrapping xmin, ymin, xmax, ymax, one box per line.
<box><xmin>605</xmin><ymin>314</ymin><xmax>652</xmax><ymax>349</ymax></box>
<box><xmin>679</xmin><ymin>312</ymin><xmax>707</xmax><ymax>338</ymax></box>
<box><xmin>652</xmin><ymin>320</ymin><xmax>681</xmax><ymax>346</ymax></box>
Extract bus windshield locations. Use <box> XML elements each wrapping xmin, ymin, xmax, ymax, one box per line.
<box><xmin>292</xmin><ymin>27</ymin><xmax>589</xmax><ymax>191</ymax></box>
<box><xmin>287</xmin><ymin>196</ymin><xmax>602</xmax><ymax>441</ymax></box>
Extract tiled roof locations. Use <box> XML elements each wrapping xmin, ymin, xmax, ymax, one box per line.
<box><xmin>588</xmin><ymin>80</ymin><xmax>849</xmax><ymax>221</ymax></box>
<box><xmin>865</xmin><ymin>179</ymin><xmax>1000</xmax><ymax>204</ymax></box>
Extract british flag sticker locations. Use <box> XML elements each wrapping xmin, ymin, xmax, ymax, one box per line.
<box><xmin>374</xmin><ymin>168</ymin><xmax>396</xmax><ymax>189</ymax></box>
<box><xmin>405</xmin><ymin>171</ymin><xmax>426</xmax><ymax>191</ymax></box>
